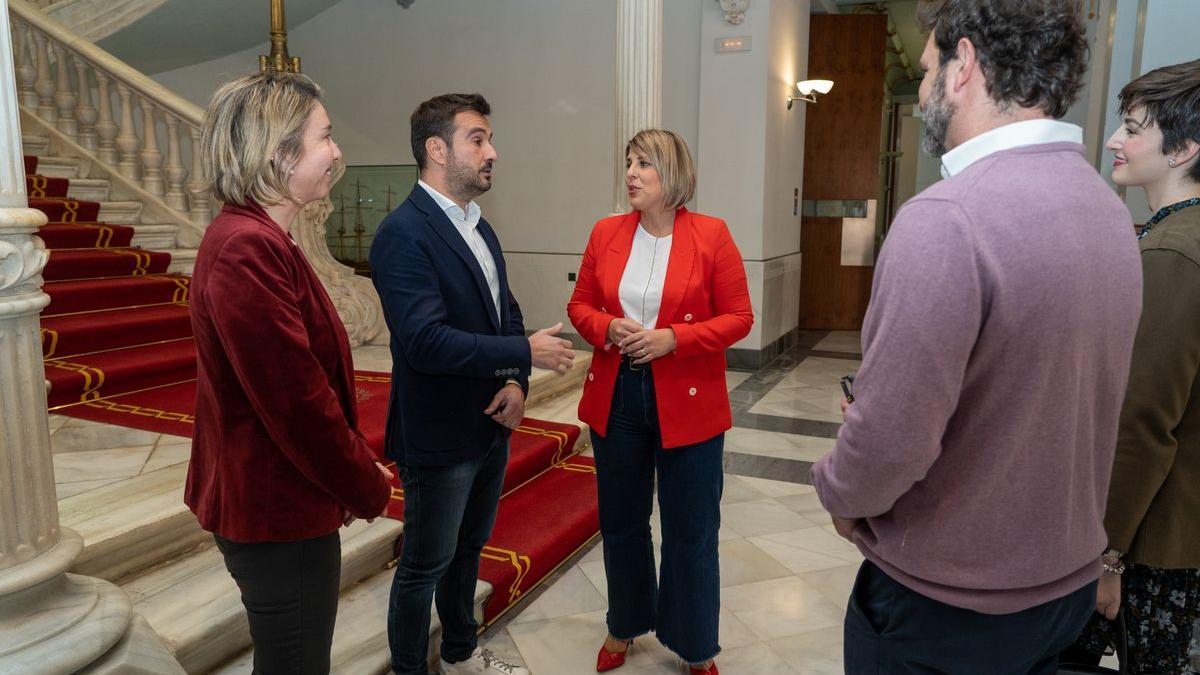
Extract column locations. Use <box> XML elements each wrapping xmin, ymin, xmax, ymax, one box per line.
<box><xmin>0</xmin><ymin>2</ymin><xmax>181</xmax><ymax>672</ymax></box>
<box><xmin>613</xmin><ymin>0</ymin><xmax>662</xmax><ymax>214</ymax></box>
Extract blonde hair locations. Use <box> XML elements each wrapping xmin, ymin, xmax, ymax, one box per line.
<box><xmin>625</xmin><ymin>129</ymin><xmax>696</xmax><ymax>210</ymax></box>
<box><xmin>200</xmin><ymin>71</ymin><xmax>322</xmax><ymax>207</ymax></box>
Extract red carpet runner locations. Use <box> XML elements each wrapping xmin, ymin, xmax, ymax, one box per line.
<box><xmin>29</xmin><ymin>155</ymin><xmax>599</xmax><ymax>625</ymax></box>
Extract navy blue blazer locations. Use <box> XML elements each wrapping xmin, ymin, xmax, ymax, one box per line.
<box><xmin>369</xmin><ymin>185</ymin><xmax>531</xmax><ymax>467</ymax></box>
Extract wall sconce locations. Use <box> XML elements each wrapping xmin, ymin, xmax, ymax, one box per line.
<box><xmin>787</xmin><ymin>79</ymin><xmax>834</xmax><ymax>109</ymax></box>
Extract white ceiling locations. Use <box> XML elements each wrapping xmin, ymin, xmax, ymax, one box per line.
<box><xmin>96</xmin><ymin>0</ymin><xmax>345</xmax><ymax>74</ymax></box>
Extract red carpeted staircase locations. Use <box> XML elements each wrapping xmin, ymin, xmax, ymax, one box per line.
<box><xmin>28</xmin><ymin>152</ymin><xmax>599</xmax><ymax>627</ymax></box>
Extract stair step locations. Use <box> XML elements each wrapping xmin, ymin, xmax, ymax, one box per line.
<box><xmin>131</xmin><ymin>223</ymin><xmax>180</xmax><ymax>249</ymax></box>
<box><xmin>29</xmin><ymin>196</ymin><xmax>101</xmax><ymax>221</ymax></box>
<box><xmin>166</xmin><ymin>248</ymin><xmax>198</xmax><ymax>275</ymax></box>
<box><xmin>44</xmin><ymin>247</ymin><xmax>173</xmax><ymax>282</ymax></box>
<box><xmin>59</xmin><ymin>462</ymin><xmax>208</xmax><ymax>583</ymax></box>
<box><xmin>34</xmin><ymin>155</ymin><xmax>82</xmax><ymax>179</ymax></box>
<box><xmin>38</xmin><ymin>222</ymin><xmax>135</xmax><ymax>249</ymax></box>
<box><xmin>212</xmin><ymin>571</ymin><xmax>493</xmax><ymax>675</ymax></box>
<box><xmin>130</xmin><ymin>518</ymin><xmax>404</xmax><ymax>674</ymax></box>
<box><xmin>42</xmin><ymin>303</ymin><xmax>192</xmax><ymax>359</ymax></box>
<box><xmin>45</xmin><ymin>274</ymin><xmax>190</xmax><ymax>316</ymax></box>
<box><xmin>45</xmin><ymin>337</ymin><xmax>196</xmax><ymax>408</ymax></box>
<box><xmin>67</xmin><ymin>177</ymin><xmax>111</xmax><ymax>202</ymax></box>
<box><xmin>22</xmin><ymin>134</ymin><xmax>49</xmax><ymax>155</ymax></box>
<box><xmin>98</xmin><ymin>200</ymin><xmax>143</xmax><ymax>223</ymax></box>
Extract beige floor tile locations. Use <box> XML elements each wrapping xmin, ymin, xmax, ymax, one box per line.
<box><xmin>721</xmin><ymin>576</ymin><xmax>845</xmax><ymax>641</ymax></box>
<box><xmin>812</xmin><ymin>331</ymin><xmax>862</xmax><ymax>354</ymax></box>
<box><xmin>54</xmin><ymin>476</ymin><xmax>125</xmax><ymax>500</ymax></box>
<box><xmin>52</xmin><ymin>444</ymin><xmax>155</xmax><ymax>482</ymax></box>
<box><xmin>767</xmin><ymin>626</ymin><xmax>844</xmax><ymax>674</ymax></box>
<box><xmin>724</xmin><ymin>428</ymin><xmax>834</xmax><ymax>463</ymax></box>
<box><xmin>798</xmin><ymin>563</ymin><xmax>860</xmax><ymax>612</ymax></box>
<box><xmin>747</xmin><ymin>530</ymin><xmax>855</xmax><ymax>575</ymax></box>
<box><xmin>507</xmin><ymin>610</ymin><xmax>618</xmax><ymax>675</ymax></box>
<box><xmin>721</xmin><ymin>499</ymin><xmax>809</xmax><ymax>539</ymax></box>
<box><xmin>733</xmin><ymin>476</ymin><xmax>813</xmax><ymax>499</ymax></box>
<box><xmin>718</xmin><ymin>539</ymin><xmax>792</xmax><ymax>587</ymax></box>
<box><xmin>51</xmin><ymin>419</ymin><xmax>160</xmax><ymax>454</ymax></box>
<box><xmin>509</xmin><ymin>566</ymin><xmax>608</xmax><ymax>625</ymax></box>
<box><xmin>141</xmin><ymin>442</ymin><xmax>193</xmax><ymax>474</ymax></box>
<box><xmin>710</xmin><ymin>641</ymin><xmax>796</xmax><ymax>674</ymax></box>
<box><xmin>721</xmin><ymin>476</ymin><xmax>770</xmax><ymax>505</ymax></box>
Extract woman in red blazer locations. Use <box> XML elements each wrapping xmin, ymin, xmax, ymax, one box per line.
<box><xmin>187</xmin><ymin>72</ymin><xmax>392</xmax><ymax>674</ymax></box>
<box><xmin>568</xmin><ymin>129</ymin><xmax>753</xmax><ymax>675</ymax></box>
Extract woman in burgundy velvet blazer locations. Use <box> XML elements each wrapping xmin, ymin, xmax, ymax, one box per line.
<box><xmin>185</xmin><ymin>72</ymin><xmax>391</xmax><ymax>674</ymax></box>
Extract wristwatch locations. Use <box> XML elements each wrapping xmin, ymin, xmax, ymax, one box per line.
<box><xmin>1102</xmin><ymin>548</ymin><xmax>1126</xmax><ymax>576</ymax></box>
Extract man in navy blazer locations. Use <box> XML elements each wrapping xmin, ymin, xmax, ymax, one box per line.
<box><xmin>370</xmin><ymin>94</ymin><xmax>573</xmax><ymax>675</ymax></box>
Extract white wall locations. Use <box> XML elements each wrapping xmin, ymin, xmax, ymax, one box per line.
<box><xmin>696</xmin><ymin>0</ymin><xmax>808</xmax><ymax>351</ymax></box>
<box><xmin>151</xmin><ymin>0</ymin><xmax>810</xmax><ymax>354</ymax></box>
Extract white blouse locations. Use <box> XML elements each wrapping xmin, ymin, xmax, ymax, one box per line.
<box><xmin>618</xmin><ymin>224</ymin><xmax>673</xmax><ymax>329</ymax></box>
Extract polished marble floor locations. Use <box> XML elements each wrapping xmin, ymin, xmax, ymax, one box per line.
<box><xmin>45</xmin><ymin>331</ymin><xmax>869</xmax><ymax>673</ymax></box>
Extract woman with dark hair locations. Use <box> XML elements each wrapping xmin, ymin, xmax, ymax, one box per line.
<box><xmin>1064</xmin><ymin>58</ymin><xmax>1200</xmax><ymax>674</ymax></box>
<box><xmin>187</xmin><ymin>71</ymin><xmax>393</xmax><ymax>674</ymax></box>
<box><xmin>568</xmin><ymin>129</ymin><xmax>753</xmax><ymax>675</ymax></box>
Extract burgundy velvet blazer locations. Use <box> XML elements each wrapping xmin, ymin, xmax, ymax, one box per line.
<box><xmin>185</xmin><ymin>203</ymin><xmax>390</xmax><ymax>542</ymax></box>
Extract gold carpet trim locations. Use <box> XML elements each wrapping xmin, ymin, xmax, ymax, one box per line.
<box><xmin>481</xmin><ymin>545</ymin><xmax>533</xmax><ymax>604</ymax></box>
<box><xmin>79</xmin><ymin>398</ymin><xmax>195</xmax><ymax>424</ymax></box>
<box><xmin>43</xmin><ymin>359</ymin><xmax>106</xmax><ymax>401</ymax></box>
<box><xmin>41</xmin><ymin>328</ymin><xmax>59</xmax><ymax>359</ymax></box>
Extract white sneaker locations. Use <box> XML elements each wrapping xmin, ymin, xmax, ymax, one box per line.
<box><xmin>439</xmin><ymin>647</ymin><xmax>530</xmax><ymax>675</ymax></box>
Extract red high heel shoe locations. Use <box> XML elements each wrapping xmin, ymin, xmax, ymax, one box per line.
<box><xmin>688</xmin><ymin>661</ymin><xmax>719</xmax><ymax>675</ymax></box>
<box><xmin>595</xmin><ymin>638</ymin><xmax>631</xmax><ymax>672</ymax></box>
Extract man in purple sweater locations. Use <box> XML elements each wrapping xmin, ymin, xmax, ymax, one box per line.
<box><xmin>811</xmin><ymin>1</ymin><xmax>1143</xmax><ymax>672</ymax></box>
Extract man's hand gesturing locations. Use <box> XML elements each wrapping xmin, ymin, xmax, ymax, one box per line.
<box><xmin>529</xmin><ymin>322</ymin><xmax>575</xmax><ymax>374</ymax></box>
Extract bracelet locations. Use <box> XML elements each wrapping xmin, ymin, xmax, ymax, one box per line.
<box><xmin>1103</xmin><ymin>560</ymin><xmax>1126</xmax><ymax>576</ymax></box>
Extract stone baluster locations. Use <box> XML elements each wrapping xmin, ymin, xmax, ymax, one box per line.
<box><xmin>187</xmin><ymin>126</ymin><xmax>211</xmax><ymax>224</ymax></box>
<box><xmin>50</xmin><ymin>42</ymin><xmax>76</xmax><ymax>137</ymax></box>
<box><xmin>93</xmin><ymin>70</ymin><xmax>118</xmax><ymax>165</ymax></box>
<box><xmin>72</xmin><ymin>55</ymin><xmax>96</xmax><ymax>150</ymax></box>
<box><xmin>0</xmin><ymin>3</ymin><xmax>182</xmax><ymax>672</ymax></box>
<box><xmin>31</xmin><ymin>30</ymin><xmax>53</xmax><ymax>122</ymax></box>
<box><xmin>115</xmin><ymin>83</ymin><xmax>139</xmax><ymax>179</ymax></box>
<box><xmin>163</xmin><ymin>114</ymin><xmax>188</xmax><ymax>211</ymax></box>
<box><xmin>613</xmin><ymin>0</ymin><xmax>662</xmax><ymax>213</ymax></box>
<box><xmin>12</xmin><ymin>21</ymin><xmax>36</xmax><ymax>109</ymax></box>
<box><xmin>138</xmin><ymin>98</ymin><xmax>164</xmax><ymax>196</ymax></box>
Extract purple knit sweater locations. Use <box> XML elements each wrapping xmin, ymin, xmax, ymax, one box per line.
<box><xmin>811</xmin><ymin>142</ymin><xmax>1142</xmax><ymax>614</ymax></box>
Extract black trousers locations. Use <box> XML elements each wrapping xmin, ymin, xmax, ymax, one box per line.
<box><xmin>844</xmin><ymin>560</ymin><xmax>1097</xmax><ymax>674</ymax></box>
<box><xmin>214</xmin><ymin>531</ymin><xmax>341</xmax><ymax>675</ymax></box>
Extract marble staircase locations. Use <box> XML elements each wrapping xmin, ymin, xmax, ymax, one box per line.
<box><xmin>51</xmin><ymin>358</ymin><xmax>589</xmax><ymax>674</ymax></box>
<box><xmin>22</xmin><ymin>132</ymin><xmax>197</xmax><ymax>271</ymax></box>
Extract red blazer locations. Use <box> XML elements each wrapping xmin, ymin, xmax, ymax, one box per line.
<box><xmin>185</xmin><ymin>204</ymin><xmax>390</xmax><ymax>542</ymax></box>
<box><xmin>568</xmin><ymin>209</ymin><xmax>753</xmax><ymax>448</ymax></box>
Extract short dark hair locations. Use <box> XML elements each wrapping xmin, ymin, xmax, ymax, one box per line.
<box><xmin>1119</xmin><ymin>59</ymin><xmax>1200</xmax><ymax>184</ymax></box>
<box><xmin>409</xmin><ymin>93</ymin><xmax>491</xmax><ymax>170</ymax></box>
<box><xmin>917</xmin><ymin>0</ymin><xmax>1088</xmax><ymax>118</ymax></box>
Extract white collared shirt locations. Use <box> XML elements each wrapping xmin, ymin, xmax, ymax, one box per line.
<box><xmin>417</xmin><ymin>180</ymin><xmax>501</xmax><ymax>317</ymax></box>
<box><xmin>940</xmin><ymin>119</ymin><xmax>1083</xmax><ymax>178</ymax></box>
<box><xmin>619</xmin><ymin>224</ymin><xmax>673</xmax><ymax>330</ymax></box>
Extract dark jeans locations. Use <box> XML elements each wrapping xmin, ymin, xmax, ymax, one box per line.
<box><xmin>845</xmin><ymin>560</ymin><xmax>1097</xmax><ymax>674</ymax></box>
<box><xmin>590</xmin><ymin>361</ymin><xmax>724</xmax><ymax>665</ymax></box>
<box><xmin>214</xmin><ymin>531</ymin><xmax>341</xmax><ymax>675</ymax></box>
<box><xmin>387</xmin><ymin>433</ymin><xmax>507</xmax><ymax>675</ymax></box>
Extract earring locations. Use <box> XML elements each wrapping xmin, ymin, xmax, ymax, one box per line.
<box><xmin>1169</xmin><ymin>158</ymin><xmax>1178</xmax><ymax>167</ymax></box>
<box><xmin>289</xmin><ymin>169</ymin><xmax>295</xmax><ymax>175</ymax></box>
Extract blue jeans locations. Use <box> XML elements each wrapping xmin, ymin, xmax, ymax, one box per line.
<box><xmin>845</xmin><ymin>560</ymin><xmax>1097</xmax><ymax>674</ymax></box>
<box><xmin>387</xmin><ymin>434</ymin><xmax>507</xmax><ymax>675</ymax></box>
<box><xmin>590</xmin><ymin>361</ymin><xmax>724</xmax><ymax>665</ymax></box>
